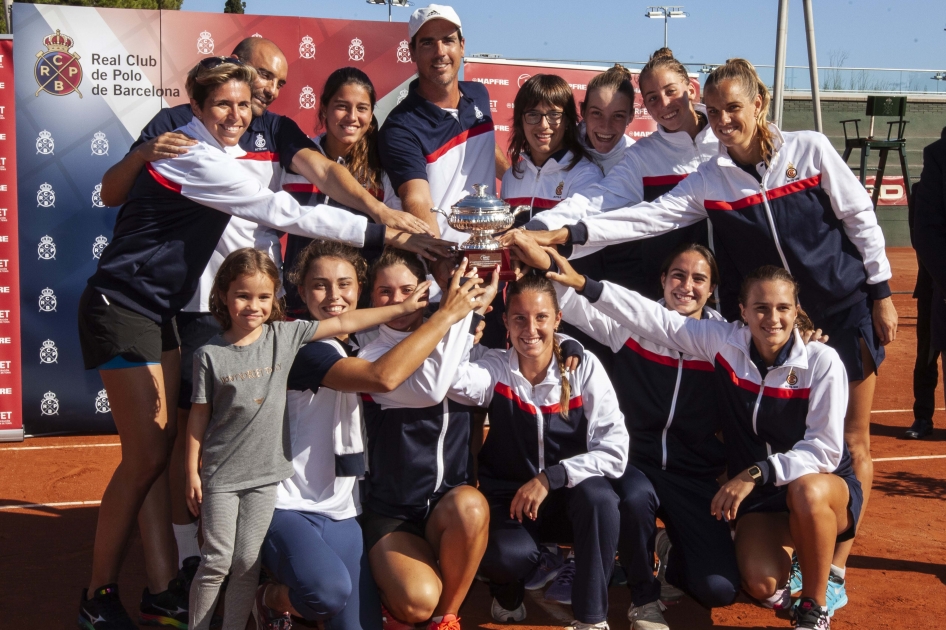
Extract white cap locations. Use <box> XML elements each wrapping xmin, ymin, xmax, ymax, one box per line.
<box><xmin>408</xmin><ymin>4</ymin><xmax>462</xmax><ymax>40</ymax></box>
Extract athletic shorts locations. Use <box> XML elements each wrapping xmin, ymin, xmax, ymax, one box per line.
<box><xmin>177</xmin><ymin>312</ymin><xmax>222</xmax><ymax>410</ymax></box>
<box><xmin>78</xmin><ymin>286</ymin><xmax>179</xmax><ymax>370</ymax></box>
<box><xmin>820</xmin><ymin>297</ymin><xmax>885</xmax><ymax>382</ymax></box>
<box><xmin>361</xmin><ymin>505</ymin><xmax>434</xmax><ymax>553</ymax></box>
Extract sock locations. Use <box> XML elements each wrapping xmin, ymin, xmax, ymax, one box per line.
<box><xmin>830</xmin><ymin>564</ymin><xmax>846</xmax><ymax>579</ymax></box>
<box><xmin>172</xmin><ymin>521</ymin><xmax>200</xmax><ymax>567</ymax></box>
<box><xmin>431</xmin><ymin>616</ymin><xmax>444</xmax><ymax>624</ymax></box>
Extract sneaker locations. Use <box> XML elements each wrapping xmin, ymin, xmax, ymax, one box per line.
<box><xmin>382</xmin><ymin>605</ymin><xmax>414</xmax><ymax>630</ymax></box>
<box><xmin>825</xmin><ymin>573</ymin><xmax>848</xmax><ymax>616</ymax></box>
<box><xmin>654</xmin><ymin>529</ymin><xmax>684</xmax><ymax>603</ymax></box>
<box><xmin>564</xmin><ymin>621</ymin><xmax>609</xmax><ymax>630</ymax></box>
<box><xmin>789</xmin><ymin>553</ymin><xmax>803</xmax><ymax>594</ymax></box>
<box><xmin>78</xmin><ymin>584</ymin><xmax>137</xmax><ymax>630</ymax></box>
<box><xmin>544</xmin><ymin>561</ymin><xmax>575</xmax><ymax>605</ymax></box>
<box><xmin>253</xmin><ymin>584</ymin><xmax>292</xmax><ymax>629</ymax></box>
<box><xmin>525</xmin><ymin>547</ymin><xmax>566</xmax><ymax>590</ymax></box>
<box><xmin>627</xmin><ymin>600</ymin><xmax>669</xmax><ymax>630</ymax></box>
<box><xmin>139</xmin><ymin>578</ymin><xmax>188</xmax><ymax>629</ymax></box>
<box><xmin>758</xmin><ymin>585</ymin><xmax>791</xmax><ymax>611</ymax></box>
<box><xmin>179</xmin><ymin>555</ymin><xmax>201</xmax><ymax>592</ymax></box>
<box><xmin>792</xmin><ymin>597</ymin><xmax>830</xmax><ymax>630</ymax></box>
<box><xmin>491</xmin><ymin>597</ymin><xmax>527</xmax><ymax>622</ymax></box>
<box><xmin>904</xmin><ymin>417</ymin><xmax>934</xmax><ymax>439</ymax></box>
<box><xmin>427</xmin><ymin>614</ymin><xmax>461</xmax><ymax>630</ymax></box>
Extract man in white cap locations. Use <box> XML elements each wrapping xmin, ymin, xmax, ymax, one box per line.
<box><xmin>379</xmin><ymin>4</ymin><xmax>501</xmax><ymax>242</ymax></box>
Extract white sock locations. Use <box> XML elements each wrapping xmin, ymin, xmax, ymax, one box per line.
<box><xmin>830</xmin><ymin>564</ymin><xmax>846</xmax><ymax>579</ymax></box>
<box><xmin>172</xmin><ymin>521</ymin><xmax>200</xmax><ymax>567</ymax></box>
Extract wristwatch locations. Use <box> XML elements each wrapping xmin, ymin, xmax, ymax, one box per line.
<box><xmin>747</xmin><ymin>465</ymin><xmax>764</xmax><ymax>486</ymax></box>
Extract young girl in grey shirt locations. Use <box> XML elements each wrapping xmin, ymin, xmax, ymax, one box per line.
<box><xmin>185</xmin><ymin>248</ymin><xmax>432</xmax><ymax>630</ymax></box>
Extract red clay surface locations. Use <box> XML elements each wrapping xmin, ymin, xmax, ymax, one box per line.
<box><xmin>2</xmin><ymin>247</ymin><xmax>945</xmax><ymax>629</ymax></box>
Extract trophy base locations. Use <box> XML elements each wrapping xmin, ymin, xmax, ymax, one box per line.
<box><xmin>460</xmin><ymin>247</ymin><xmax>518</xmax><ymax>282</ymax></box>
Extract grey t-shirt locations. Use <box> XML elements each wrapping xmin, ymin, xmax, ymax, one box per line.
<box><xmin>192</xmin><ymin>319</ymin><xmax>319</xmax><ymax>493</ymax></box>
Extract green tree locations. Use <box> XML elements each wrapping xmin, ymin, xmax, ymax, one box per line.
<box><xmin>3</xmin><ymin>0</ymin><xmax>183</xmax><ymax>33</ymax></box>
<box><xmin>223</xmin><ymin>0</ymin><xmax>245</xmax><ymax>13</ymax></box>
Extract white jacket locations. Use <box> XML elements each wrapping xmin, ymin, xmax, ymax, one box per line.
<box><xmin>501</xmin><ymin>150</ymin><xmax>603</xmax><ymax>225</ymax></box>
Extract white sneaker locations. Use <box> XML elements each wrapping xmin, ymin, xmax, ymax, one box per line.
<box><xmin>628</xmin><ymin>600</ymin><xmax>669</xmax><ymax>630</ymax></box>
<box><xmin>654</xmin><ymin>529</ymin><xmax>684</xmax><ymax>603</ymax></box>
<box><xmin>490</xmin><ymin>597</ymin><xmax>526</xmax><ymax>623</ymax></box>
<box><xmin>564</xmin><ymin>621</ymin><xmax>609</xmax><ymax>630</ymax></box>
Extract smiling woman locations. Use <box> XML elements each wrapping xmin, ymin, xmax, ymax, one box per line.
<box><xmin>185</xmin><ymin>59</ymin><xmax>257</xmax><ymax>147</ymax></box>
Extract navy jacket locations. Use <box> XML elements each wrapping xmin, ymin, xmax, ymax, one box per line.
<box><xmin>914</xmin><ymin>127</ymin><xmax>946</xmax><ymax>350</ymax></box>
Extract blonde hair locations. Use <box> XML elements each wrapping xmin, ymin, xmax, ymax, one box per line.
<box><xmin>705</xmin><ymin>58</ymin><xmax>775</xmax><ymax>165</ymax></box>
<box><xmin>185</xmin><ymin>58</ymin><xmax>258</xmax><ymax>108</ymax></box>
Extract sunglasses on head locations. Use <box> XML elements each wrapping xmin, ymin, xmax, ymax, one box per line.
<box><xmin>198</xmin><ymin>56</ymin><xmax>246</xmax><ymax>70</ymax></box>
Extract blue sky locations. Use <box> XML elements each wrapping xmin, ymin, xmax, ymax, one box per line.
<box><xmin>180</xmin><ymin>0</ymin><xmax>945</xmax><ymax>71</ymax></box>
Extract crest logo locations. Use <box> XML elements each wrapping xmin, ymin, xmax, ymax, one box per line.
<box><xmin>39</xmin><ymin>287</ymin><xmax>57</xmax><ymax>312</ymax></box>
<box><xmin>38</xmin><ymin>235</ymin><xmax>56</xmax><ymax>260</ymax></box>
<box><xmin>348</xmin><ymin>38</ymin><xmax>365</xmax><ymax>62</ymax></box>
<box><xmin>786</xmin><ymin>368</ymin><xmax>798</xmax><ymax>386</ymax></box>
<box><xmin>197</xmin><ymin>30</ymin><xmax>214</xmax><ymax>55</ymax></box>
<box><xmin>254</xmin><ymin>133</ymin><xmax>266</xmax><ymax>149</ymax></box>
<box><xmin>517</xmin><ymin>73</ymin><xmax>531</xmax><ymax>88</ymax></box>
<box><xmin>36</xmin><ymin>129</ymin><xmax>55</xmax><ymax>155</ymax></box>
<box><xmin>40</xmin><ymin>391</ymin><xmax>60</xmax><ymax>416</ymax></box>
<box><xmin>299</xmin><ymin>86</ymin><xmax>317</xmax><ymax>110</ymax></box>
<box><xmin>299</xmin><ymin>35</ymin><xmax>316</xmax><ymax>60</ymax></box>
<box><xmin>555</xmin><ymin>181</ymin><xmax>564</xmax><ymax>197</ymax></box>
<box><xmin>396</xmin><ymin>40</ymin><xmax>412</xmax><ymax>63</ymax></box>
<box><xmin>37</xmin><ymin>183</ymin><xmax>55</xmax><ymax>208</ymax></box>
<box><xmin>474</xmin><ymin>105</ymin><xmax>484</xmax><ymax>120</ymax></box>
<box><xmin>397</xmin><ymin>89</ymin><xmax>409</xmax><ymax>105</ymax></box>
<box><xmin>92</xmin><ymin>184</ymin><xmax>104</xmax><ymax>208</ymax></box>
<box><xmin>35</xmin><ymin>30</ymin><xmax>83</xmax><ymax>98</ymax></box>
<box><xmin>91</xmin><ymin>131</ymin><xmax>109</xmax><ymax>156</ymax></box>
<box><xmin>92</xmin><ymin>235</ymin><xmax>108</xmax><ymax>259</ymax></box>
<box><xmin>40</xmin><ymin>339</ymin><xmax>58</xmax><ymax>364</ymax></box>
<box><xmin>786</xmin><ymin>162</ymin><xmax>797</xmax><ymax>180</ymax></box>
<box><xmin>95</xmin><ymin>389</ymin><xmax>111</xmax><ymax>414</ymax></box>
<box><xmin>251</xmin><ymin>32</ymin><xmax>263</xmax><ymax>38</ymax></box>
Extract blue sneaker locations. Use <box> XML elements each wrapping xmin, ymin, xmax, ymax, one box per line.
<box><xmin>789</xmin><ymin>553</ymin><xmax>803</xmax><ymax>594</ymax></box>
<box><xmin>825</xmin><ymin>572</ymin><xmax>848</xmax><ymax>616</ymax></box>
<box><xmin>525</xmin><ymin>547</ymin><xmax>565</xmax><ymax>590</ymax></box>
<box><xmin>544</xmin><ymin>560</ymin><xmax>575</xmax><ymax>605</ymax></box>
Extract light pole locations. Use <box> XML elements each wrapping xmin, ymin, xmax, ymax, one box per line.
<box><xmin>934</xmin><ymin>72</ymin><xmax>946</xmax><ymax>93</ymax></box>
<box><xmin>366</xmin><ymin>0</ymin><xmax>413</xmax><ymax>22</ymax></box>
<box><xmin>645</xmin><ymin>6</ymin><xmax>687</xmax><ymax>48</ymax></box>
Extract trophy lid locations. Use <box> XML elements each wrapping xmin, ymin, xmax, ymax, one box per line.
<box><xmin>451</xmin><ymin>184</ymin><xmax>508</xmax><ymax>213</ymax></box>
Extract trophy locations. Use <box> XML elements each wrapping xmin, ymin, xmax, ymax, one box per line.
<box><xmin>432</xmin><ymin>184</ymin><xmax>531</xmax><ymax>282</ymax></box>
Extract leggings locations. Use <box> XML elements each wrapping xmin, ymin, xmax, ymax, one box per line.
<box><xmin>190</xmin><ymin>483</ymin><xmax>278</xmax><ymax>630</ymax></box>
<box><xmin>478</xmin><ymin>476</ymin><xmax>620</xmax><ymax>624</ymax></box>
<box><xmin>262</xmin><ymin>509</ymin><xmax>381</xmax><ymax>630</ymax></box>
<box><xmin>612</xmin><ymin>463</ymin><xmax>740</xmax><ymax>608</ymax></box>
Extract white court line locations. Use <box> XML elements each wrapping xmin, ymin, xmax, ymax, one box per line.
<box><xmin>871</xmin><ymin>408</ymin><xmax>945</xmax><ymax>414</ymax></box>
<box><xmin>1</xmin><ymin>443</ymin><xmax>120</xmax><ymax>451</ymax></box>
<box><xmin>872</xmin><ymin>454</ymin><xmax>946</xmax><ymax>462</ymax></box>
<box><xmin>0</xmin><ymin>500</ymin><xmax>101</xmax><ymax>511</ymax></box>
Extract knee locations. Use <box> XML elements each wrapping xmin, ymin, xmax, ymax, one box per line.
<box><xmin>480</xmin><ymin>537</ymin><xmax>538</xmax><ymax>584</ymax></box>
<box><xmin>787</xmin><ymin>475</ymin><xmax>829</xmax><ymax>516</ymax></box>
<box><xmin>388</xmin><ymin>580</ymin><xmax>440</xmax><ymax>624</ymax></box>
<box><xmin>441</xmin><ymin>486</ymin><xmax>489</xmax><ymax>534</ymax></box>
<box><xmin>127</xmin><ymin>449</ymin><xmax>170</xmax><ymax>489</ymax></box>
<box><xmin>690</xmin><ymin>574</ymin><xmax>740</xmax><ymax>608</ymax></box>
<box><xmin>740</xmin><ymin>568</ymin><xmax>779</xmax><ymax>601</ymax></box>
<box><xmin>297</xmin><ymin>574</ymin><xmax>353</xmax><ymax>619</ymax></box>
<box><xmin>613</xmin><ymin>474</ymin><xmax>657</xmax><ymax>520</ymax></box>
<box><xmin>572</xmin><ymin>477</ymin><xmax>620</xmax><ymax>520</ymax></box>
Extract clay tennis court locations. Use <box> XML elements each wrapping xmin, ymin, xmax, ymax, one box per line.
<box><xmin>2</xmin><ymin>246</ymin><xmax>944</xmax><ymax>629</ymax></box>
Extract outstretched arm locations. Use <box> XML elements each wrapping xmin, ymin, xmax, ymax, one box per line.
<box><xmin>311</xmin><ymin>281</ymin><xmax>432</xmax><ymax>341</ymax></box>
<box><xmin>100</xmin><ymin>132</ymin><xmax>196</xmax><ymax>206</ymax></box>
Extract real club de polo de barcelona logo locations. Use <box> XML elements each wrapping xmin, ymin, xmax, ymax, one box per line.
<box><xmin>35</xmin><ymin>29</ymin><xmax>83</xmax><ymax>98</ymax></box>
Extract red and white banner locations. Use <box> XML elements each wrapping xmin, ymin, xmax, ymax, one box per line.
<box><xmin>464</xmin><ymin>58</ymin><xmax>700</xmax><ymax>158</ymax></box>
<box><xmin>864</xmin><ymin>175</ymin><xmax>909</xmax><ymax>206</ymax></box>
<box><xmin>0</xmin><ymin>36</ymin><xmax>22</xmax><ymax>441</ymax></box>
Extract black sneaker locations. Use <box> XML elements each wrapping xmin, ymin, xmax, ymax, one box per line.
<box><xmin>904</xmin><ymin>417</ymin><xmax>934</xmax><ymax>439</ymax></box>
<box><xmin>792</xmin><ymin>597</ymin><xmax>830</xmax><ymax>630</ymax></box>
<box><xmin>139</xmin><ymin>577</ymin><xmax>189</xmax><ymax>629</ymax></box>
<box><xmin>179</xmin><ymin>555</ymin><xmax>201</xmax><ymax>592</ymax></box>
<box><xmin>253</xmin><ymin>583</ymin><xmax>293</xmax><ymax>629</ymax></box>
<box><xmin>77</xmin><ymin>584</ymin><xmax>137</xmax><ymax>630</ymax></box>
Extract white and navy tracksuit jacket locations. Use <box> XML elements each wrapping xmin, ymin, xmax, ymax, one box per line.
<box><xmin>446</xmin><ymin>338</ymin><xmax>628</xmax><ymax>495</ymax></box>
<box><xmin>500</xmin><ymin>150</ymin><xmax>603</xmax><ymax>228</ymax></box>
<box><xmin>568</xmin><ymin>127</ymin><xmax>892</xmax><ymax>321</ymax></box>
<box><xmin>582</xmin><ymin>278</ymin><xmax>850</xmax><ymax>487</ymax></box>
<box><xmin>88</xmin><ymin>117</ymin><xmax>385</xmax><ymax>324</ymax></box>
<box><xmin>557</xmin><ymin>286</ymin><xmax>725</xmax><ymax>478</ymax></box>
<box><xmin>379</xmin><ymin>80</ymin><xmax>496</xmax><ymax>244</ymax></box>
<box><xmin>357</xmin><ymin>312</ymin><xmax>479</xmax><ymax>521</ymax></box>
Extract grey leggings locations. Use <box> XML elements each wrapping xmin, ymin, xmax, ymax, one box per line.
<box><xmin>189</xmin><ymin>483</ymin><xmax>278</xmax><ymax>630</ymax></box>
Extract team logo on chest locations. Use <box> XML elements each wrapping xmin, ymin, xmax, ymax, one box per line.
<box><xmin>41</xmin><ymin>391</ymin><xmax>60</xmax><ymax>416</ymax></box>
<box><xmin>255</xmin><ymin>133</ymin><xmax>267</xmax><ymax>150</ymax></box>
<box><xmin>474</xmin><ymin>105</ymin><xmax>484</xmax><ymax>120</ymax></box>
<box><xmin>35</xmin><ymin>30</ymin><xmax>83</xmax><ymax>98</ymax></box>
<box><xmin>348</xmin><ymin>38</ymin><xmax>365</xmax><ymax>62</ymax></box>
<box><xmin>396</xmin><ymin>40</ymin><xmax>412</xmax><ymax>63</ymax></box>
<box><xmin>36</xmin><ymin>130</ymin><xmax>55</xmax><ymax>155</ymax></box>
<box><xmin>299</xmin><ymin>35</ymin><xmax>316</xmax><ymax>59</ymax></box>
<box><xmin>37</xmin><ymin>183</ymin><xmax>55</xmax><ymax>208</ymax></box>
<box><xmin>95</xmin><ymin>389</ymin><xmax>111</xmax><ymax>414</ymax></box>
<box><xmin>92</xmin><ymin>184</ymin><xmax>104</xmax><ymax>208</ymax></box>
<box><xmin>40</xmin><ymin>339</ymin><xmax>59</xmax><ymax>364</ymax></box>
<box><xmin>91</xmin><ymin>131</ymin><xmax>109</xmax><ymax>156</ymax></box>
<box><xmin>786</xmin><ymin>368</ymin><xmax>798</xmax><ymax>386</ymax></box>
<box><xmin>197</xmin><ymin>30</ymin><xmax>214</xmax><ymax>55</ymax></box>
<box><xmin>92</xmin><ymin>235</ymin><xmax>108</xmax><ymax>259</ymax></box>
<box><xmin>555</xmin><ymin>181</ymin><xmax>564</xmax><ymax>197</ymax></box>
<box><xmin>397</xmin><ymin>89</ymin><xmax>409</xmax><ymax>105</ymax></box>
<box><xmin>39</xmin><ymin>288</ymin><xmax>57</xmax><ymax>312</ymax></box>
<box><xmin>38</xmin><ymin>235</ymin><xmax>56</xmax><ymax>260</ymax></box>
<box><xmin>786</xmin><ymin>162</ymin><xmax>798</xmax><ymax>180</ymax></box>
<box><xmin>299</xmin><ymin>86</ymin><xmax>316</xmax><ymax>109</ymax></box>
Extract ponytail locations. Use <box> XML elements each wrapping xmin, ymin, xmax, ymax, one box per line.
<box><xmin>639</xmin><ymin>47</ymin><xmax>690</xmax><ymax>90</ymax></box>
<box><xmin>583</xmin><ymin>63</ymin><xmax>636</xmax><ymax>119</ymax></box>
<box><xmin>705</xmin><ymin>58</ymin><xmax>775</xmax><ymax>165</ymax></box>
<box><xmin>552</xmin><ymin>337</ymin><xmax>571</xmax><ymax>421</ymax></box>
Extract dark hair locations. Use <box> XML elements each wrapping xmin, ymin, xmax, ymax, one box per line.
<box><xmin>505</xmin><ymin>275</ymin><xmax>572</xmax><ymax>419</ymax></box>
<box><xmin>508</xmin><ymin>74</ymin><xmax>593</xmax><ymax>179</ymax></box>
<box><xmin>409</xmin><ymin>28</ymin><xmax>463</xmax><ymax>50</ymax></box>
<box><xmin>288</xmin><ymin>240</ymin><xmax>368</xmax><ymax>292</ymax></box>
<box><xmin>705</xmin><ymin>58</ymin><xmax>775</xmax><ymax>165</ymax></box>
<box><xmin>639</xmin><ymin>48</ymin><xmax>690</xmax><ymax>94</ymax></box>
<box><xmin>738</xmin><ymin>265</ymin><xmax>814</xmax><ymax>333</ymax></box>
<box><xmin>318</xmin><ymin>67</ymin><xmax>383</xmax><ymax>194</ymax></box>
<box><xmin>185</xmin><ymin>58</ymin><xmax>257</xmax><ymax>109</ymax></box>
<box><xmin>659</xmin><ymin>242</ymin><xmax>720</xmax><ymax>304</ymax></box>
<box><xmin>368</xmin><ymin>247</ymin><xmax>428</xmax><ymax>292</ymax></box>
<box><xmin>582</xmin><ymin>63</ymin><xmax>636</xmax><ymax>119</ymax></box>
<box><xmin>210</xmin><ymin>248</ymin><xmax>284</xmax><ymax>329</ymax></box>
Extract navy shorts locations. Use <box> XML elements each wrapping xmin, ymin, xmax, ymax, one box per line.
<box><xmin>820</xmin><ymin>297</ymin><xmax>884</xmax><ymax>382</ymax></box>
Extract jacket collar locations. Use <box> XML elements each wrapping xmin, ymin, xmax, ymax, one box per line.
<box><xmin>506</xmin><ymin>334</ymin><xmax>566</xmax><ymax>390</ymax></box>
<box><xmin>715</xmin><ymin>122</ymin><xmax>785</xmax><ymax>170</ymax></box>
<box><xmin>654</xmin><ymin>103</ymin><xmax>715</xmax><ymax>148</ymax></box>
<box><xmin>182</xmin><ymin>117</ymin><xmax>246</xmax><ymax>158</ymax></box>
<box><xmin>403</xmin><ymin>79</ymin><xmax>480</xmax><ymax>128</ymax></box>
<box><xmin>728</xmin><ymin>325</ymin><xmax>809</xmax><ymax>372</ymax></box>
<box><xmin>656</xmin><ymin>297</ymin><xmax>726</xmax><ymax>322</ymax></box>
<box><xmin>517</xmin><ymin>148</ymin><xmax>573</xmax><ymax>175</ymax></box>
<box><xmin>579</xmin><ymin>120</ymin><xmax>633</xmax><ymax>163</ymax></box>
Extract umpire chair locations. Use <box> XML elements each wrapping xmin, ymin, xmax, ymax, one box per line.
<box><xmin>841</xmin><ymin>95</ymin><xmax>912</xmax><ymax>209</ymax></box>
